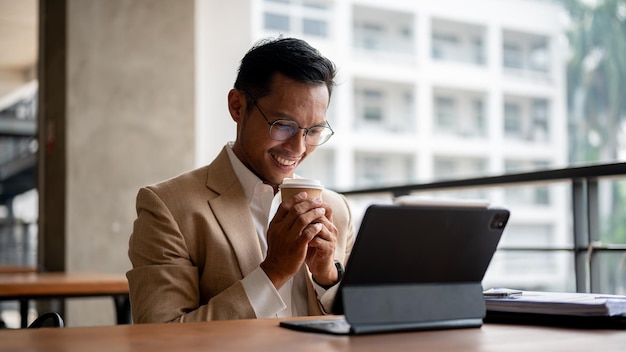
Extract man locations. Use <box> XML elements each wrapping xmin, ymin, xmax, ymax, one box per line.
<box><xmin>127</xmin><ymin>38</ymin><xmax>355</xmax><ymax>323</ymax></box>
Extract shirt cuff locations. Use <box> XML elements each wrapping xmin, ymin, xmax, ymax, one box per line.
<box><xmin>241</xmin><ymin>267</ymin><xmax>286</xmax><ymax>318</ymax></box>
<box><xmin>312</xmin><ymin>279</ymin><xmax>330</xmax><ymax>297</ymax></box>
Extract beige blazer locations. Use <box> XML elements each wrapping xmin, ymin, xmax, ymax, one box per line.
<box><xmin>127</xmin><ymin>147</ymin><xmax>355</xmax><ymax>323</ymax></box>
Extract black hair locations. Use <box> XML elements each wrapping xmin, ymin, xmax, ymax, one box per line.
<box><xmin>234</xmin><ymin>37</ymin><xmax>336</xmax><ymax>103</ymax></box>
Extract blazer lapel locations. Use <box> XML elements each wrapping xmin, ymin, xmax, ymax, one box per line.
<box><xmin>206</xmin><ymin>147</ymin><xmax>264</xmax><ymax>277</ymax></box>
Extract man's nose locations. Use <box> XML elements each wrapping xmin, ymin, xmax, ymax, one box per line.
<box><xmin>285</xmin><ymin>130</ymin><xmax>307</xmax><ymax>152</ymax></box>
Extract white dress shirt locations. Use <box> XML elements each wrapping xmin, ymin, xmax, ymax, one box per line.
<box><xmin>225</xmin><ymin>143</ymin><xmax>318</xmax><ymax>318</ymax></box>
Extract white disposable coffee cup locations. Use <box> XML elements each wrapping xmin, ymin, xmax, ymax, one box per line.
<box><xmin>279</xmin><ymin>178</ymin><xmax>324</xmax><ymax>202</ymax></box>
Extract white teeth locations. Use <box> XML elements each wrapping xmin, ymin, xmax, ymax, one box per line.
<box><xmin>274</xmin><ymin>155</ymin><xmax>297</xmax><ymax>166</ymax></box>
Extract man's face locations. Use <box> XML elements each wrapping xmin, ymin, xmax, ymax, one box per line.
<box><xmin>230</xmin><ymin>73</ymin><xmax>330</xmax><ymax>187</ymax></box>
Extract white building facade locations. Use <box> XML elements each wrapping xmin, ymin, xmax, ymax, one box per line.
<box><xmin>196</xmin><ymin>0</ymin><xmax>572</xmax><ymax>291</ymax></box>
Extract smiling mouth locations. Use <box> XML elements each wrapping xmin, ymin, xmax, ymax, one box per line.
<box><xmin>273</xmin><ymin>154</ymin><xmax>299</xmax><ymax>167</ymax></box>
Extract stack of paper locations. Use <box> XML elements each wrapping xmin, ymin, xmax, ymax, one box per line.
<box><xmin>484</xmin><ymin>288</ymin><xmax>626</xmax><ymax>317</ymax></box>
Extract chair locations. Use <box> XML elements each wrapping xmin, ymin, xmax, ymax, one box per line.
<box><xmin>27</xmin><ymin>312</ymin><xmax>64</xmax><ymax>328</ymax></box>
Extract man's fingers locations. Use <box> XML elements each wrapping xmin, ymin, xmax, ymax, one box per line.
<box><xmin>299</xmin><ymin>223</ymin><xmax>323</xmax><ymax>241</ymax></box>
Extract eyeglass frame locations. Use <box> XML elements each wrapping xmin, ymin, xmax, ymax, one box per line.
<box><xmin>242</xmin><ymin>90</ymin><xmax>335</xmax><ymax>146</ymax></box>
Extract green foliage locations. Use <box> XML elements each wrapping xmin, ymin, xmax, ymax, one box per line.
<box><xmin>560</xmin><ymin>0</ymin><xmax>626</xmax><ymax>163</ymax></box>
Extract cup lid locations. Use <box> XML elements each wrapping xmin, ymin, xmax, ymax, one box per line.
<box><xmin>279</xmin><ymin>178</ymin><xmax>323</xmax><ymax>189</ymax></box>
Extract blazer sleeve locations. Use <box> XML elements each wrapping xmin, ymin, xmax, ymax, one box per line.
<box><xmin>126</xmin><ymin>186</ymin><xmax>257</xmax><ymax>323</ymax></box>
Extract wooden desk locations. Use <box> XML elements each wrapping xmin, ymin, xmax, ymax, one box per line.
<box><xmin>0</xmin><ymin>316</ymin><xmax>624</xmax><ymax>351</ymax></box>
<box><xmin>0</xmin><ymin>266</ymin><xmax>36</xmax><ymax>274</ymax></box>
<box><xmin>0</xmin><ymin>272</ymin><xmax>130</xmax><ymax>328</ymax></box>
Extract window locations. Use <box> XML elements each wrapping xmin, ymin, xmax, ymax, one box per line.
<box><xmin>262</xmin><ymin>0</ymin><xmax>331</xmax><ymax>38</ymax></box>
<box><xmin>403</xmin><ymin>92</ymin><xmax>416</xmax><ymax>130</ymax></box>
<box><xmin>435</xmin><ymin>96</ymin><xmax>456</xmax><ymax>131</ymax></box>
<box><xmin>399</xmin><ymin>25</ymin><xmax>412</xmax><ymax>38</ymax></box>
<box><xmin>530</xmin><ymin>41</ymin><xmax>549</xmax><ymax>72</ymax></box>
<box><xmin>431</xmin><ymin>19</ymin><xmax>486</xmax><ymax>65</ymax></box>
<box><xmin>303</xmin><ymin>18</ymin><xmax>327</xmax><ymax>36</ymax></box>
<box><xmin>472</xmin><ymin>37</ymin><xmax>484</xmax><ymax>65</ymax></box>
<box><xmin>432</xmin><ymin>33</ymin><xmax>458</xmax><ymax>60</ymax></box>
<box><xmin>433</xmin><ymin>156</ymin><xmax>487</xmax><ymax>181</ymax></box>
<box><xmin>472</xmin><ymin>99</ymin><xmax>485</xmax><ymax>135</ymax></box>
<box><xmin>355</xmin><ymin>83</ymin><xmax>416</xmax><ymax>133</ymax></box>
<box><xmin>360</xmin><ymin>89</ymin><xmax>384</xmax><ymax>123</ymax></box>
<box><xmin>502</xmin><ymin>31</ymin><xmax>550</xmax><ymax>77</ymax></box>
<box><xmin>264</xmin><ymin>13</ymin><xmax>289</xmax><ymax>32</ymax></box>
<box><xmin>504</xmin><ymin>102</ymin><xmax>522</xmax><ymax>137</ymax></box>
<box><xmin>353</xmin><ymin>6</ymin><xmax>415</xmax><ymax>58</ymax></box>
<box><xmin>532</xmin><ymin>99</ymin><xmax>549</xmax><ymax>142</ymax></box>
<box><xmin>363</xmin><ymin>106</ymin><xmax>383</xmax><ymax>122</ymax></box>
<box><xmin>354</xmin><ymin>87</ymin><xmax>387</xmax><ymax>129</ymax></box>
<box><xmin>356</xmin><ymin>153</ymin><xmax>414</xmax><ymax>187</ymax></box>
<box><xmin>359</xmin><ymin>156</ymin><xmax>384</xmax><ymax>186</ymax></box>
<box><xmin>503</xmin><ymin>42</ymin><xmax>523</xmax><ymax>69</ymax></box>
<box><xmin>355</xmin><ymin>22</ymin><xmax>385</xmax><ymax>50</ymax></box>
<box><xmin>303</xmin><ymin>0</ymin><xmax>328</xmax><ymax>9</ymax></box>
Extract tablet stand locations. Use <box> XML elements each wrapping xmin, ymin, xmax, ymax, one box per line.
<box><xmin>342</xmin><ymin>282</ymin><xmax>485</xmax><ymax>334</ymax></box>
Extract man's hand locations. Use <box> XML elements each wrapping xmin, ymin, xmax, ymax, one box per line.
<box><xmin>304</xmin><ymin>202</ymin><xmax>338</xmax><ymax>287</ymax></box>
<box><xmin>261</xmin><ymin>192</ymin><xmax>337</xmax><ymax>289</ymax></box>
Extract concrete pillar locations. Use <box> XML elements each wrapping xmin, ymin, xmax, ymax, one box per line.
<box><xmin>38</xmin><ymin>0</ymin><xmax>195</xmax><ymax>326</ymax></box>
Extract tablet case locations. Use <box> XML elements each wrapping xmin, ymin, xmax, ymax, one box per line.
<box><xmin>281</xmin><ymin>204</ymin><xmax>510</xmax><ymax>335</ymax></box>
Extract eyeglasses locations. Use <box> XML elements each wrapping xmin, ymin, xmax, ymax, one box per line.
<box><xmin>244</xmin><ymin>92</ymin><xmax>334</xmax><ymax>146</ymax></box>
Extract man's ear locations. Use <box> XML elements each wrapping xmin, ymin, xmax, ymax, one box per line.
<box><xmin>228</xmin><ymin>89</ymin><xmax>246</xmax><ymax>123</ymax></box>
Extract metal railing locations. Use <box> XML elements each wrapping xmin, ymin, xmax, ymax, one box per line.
<box><xmin>339</xmin><ymin>162</ymin><xmax>626</xmax><ymax>293</ymax></box>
